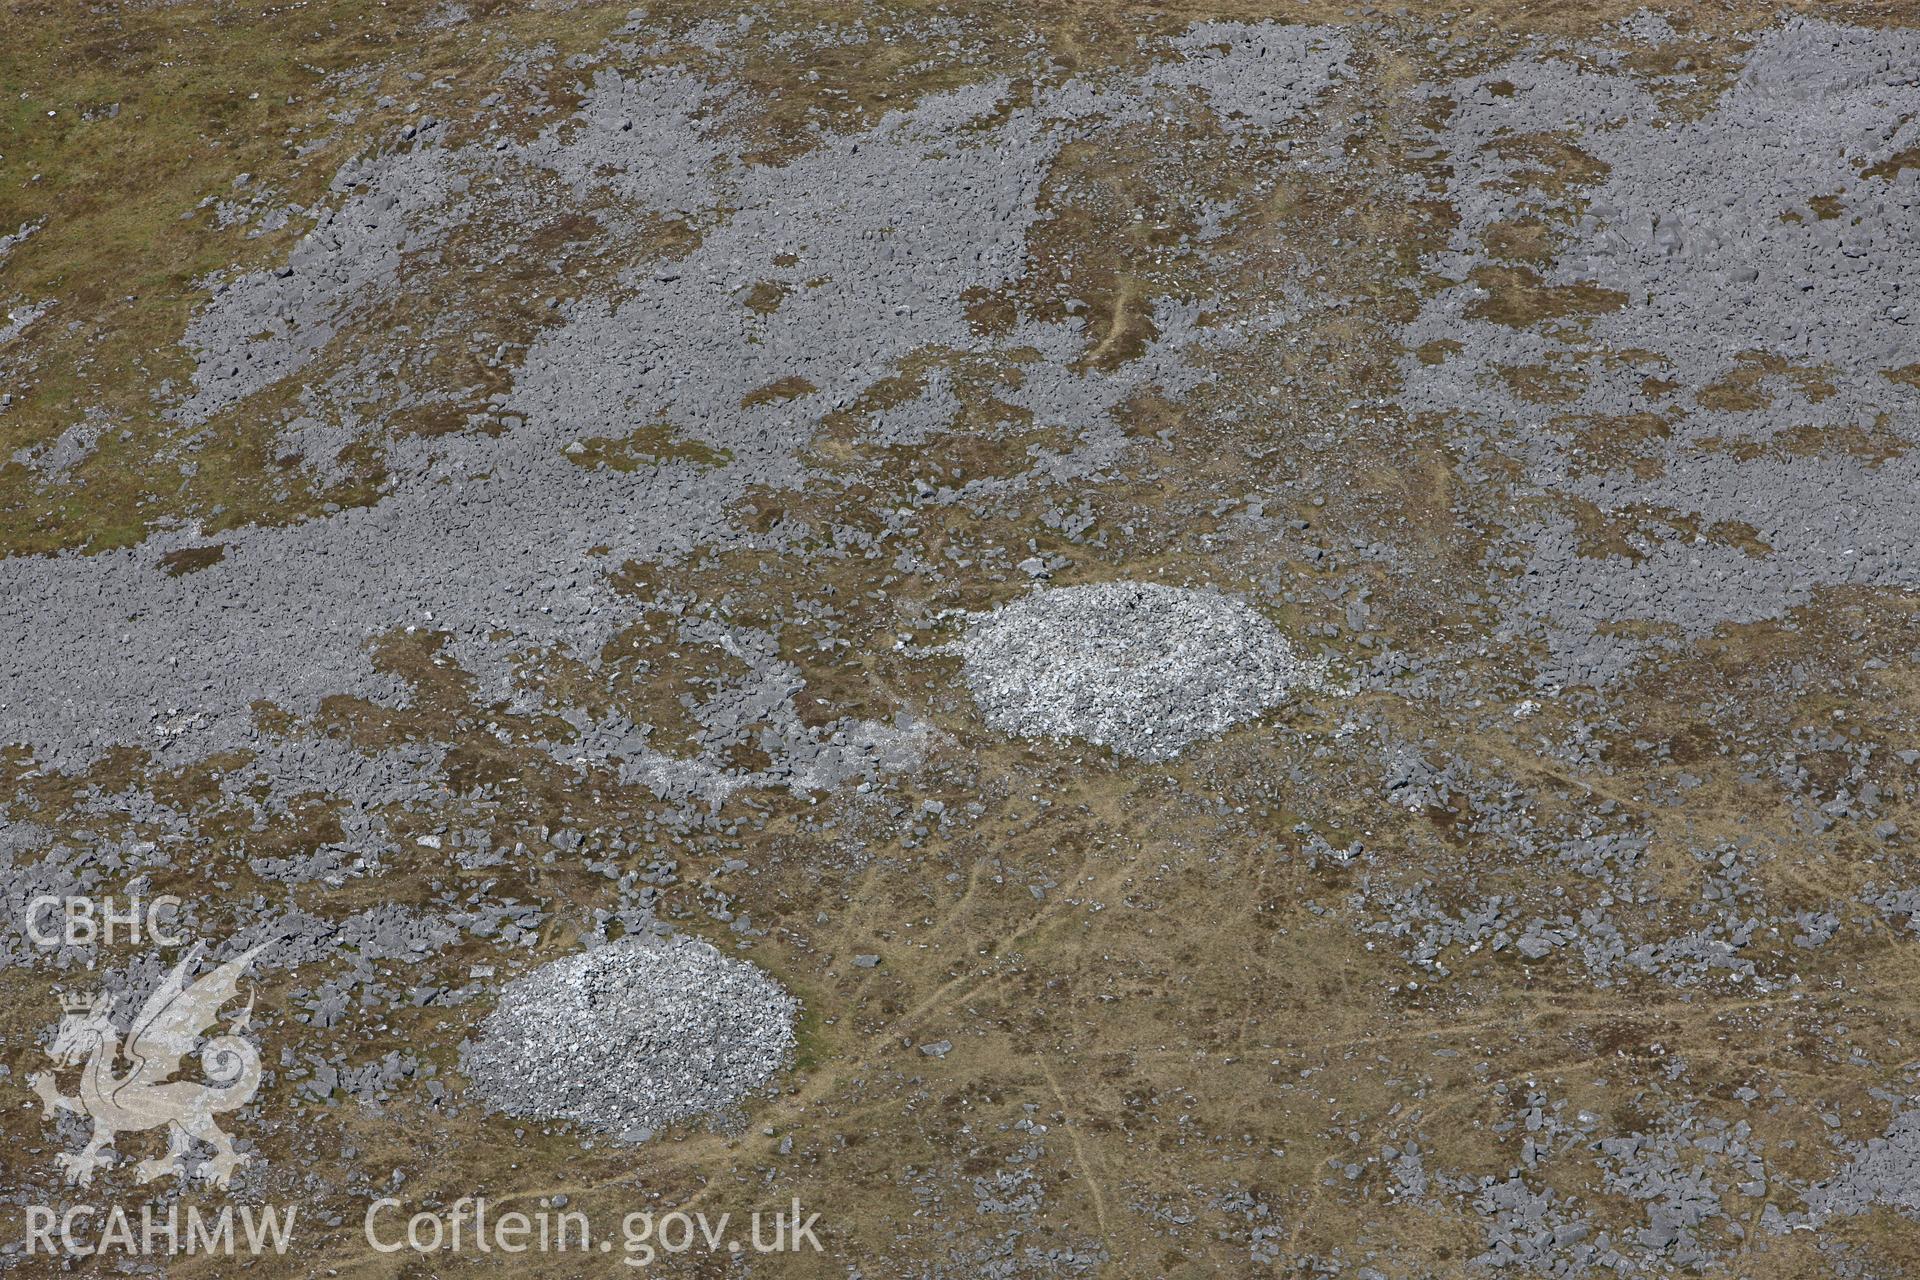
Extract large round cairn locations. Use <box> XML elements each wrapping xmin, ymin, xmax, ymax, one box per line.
<box><xmin>462</xmin><ymin>935</ymin><xmax>797</xmax><ymax>1138</ymax></box>
<box><xmin>955</xmin><ymin>581</ymin><xmax>1320</xmax><ymax>762</ymax></box>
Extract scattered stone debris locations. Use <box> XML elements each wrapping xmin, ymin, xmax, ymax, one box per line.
<box><xmin>1402</xmin><ymin>16</ymin><xmax>1920</xmax><ymax>685</ymax></box>
<box><xmin>0</xmin><ymin>219</ymin><xmax>41</xmax><ymax>265</ymax></box>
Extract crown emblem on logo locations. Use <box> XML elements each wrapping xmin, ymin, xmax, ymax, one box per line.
<box><xmin>58</xmin><ymin>990</ymin><xmax>102</xmax><ymax>1015</ymax></box>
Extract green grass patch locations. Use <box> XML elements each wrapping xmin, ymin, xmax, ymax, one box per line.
<box><xmin>565</xmin><ymin>424</ymin><xmax>733</xmax><ymax>473</ymax></box>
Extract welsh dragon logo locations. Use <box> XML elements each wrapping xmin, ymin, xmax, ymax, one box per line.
<box><xmin>30</xmin><ymin>941</ymin><xmax>268</xmax><ymax>1188</ymax></box>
